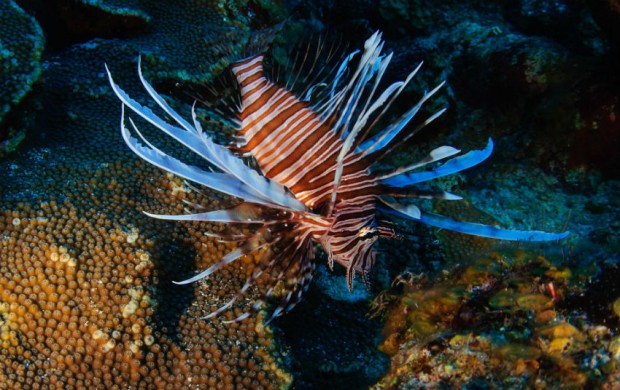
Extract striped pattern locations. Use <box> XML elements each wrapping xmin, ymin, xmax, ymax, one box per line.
<box><xmin>231</xmin><ymin>55</ymin><xmax>376</xmax><ymax>210</ymax></box>
<box><xmin>110</xmin><ymin>30</ymin><xmax>569</xmax><ymax>323</ymax></box>
<box><xmin>231</xmin><ymin>55</ymin><xmax>384</xmax><ymax>285</ymax></box>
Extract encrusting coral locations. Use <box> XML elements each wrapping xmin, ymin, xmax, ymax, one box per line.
<box><xmin>0</xmin><ymin>0</ymin><xmax>293</xmax><ymax>388</ymax></box>
<box><xmin>0</xmin><ymin>159</ymin><xmax>290</xmax><ymax>388</ymax></box>
<box><xmin>372</xmin><ymin>248</ymin><xmax>619</xmax><ymax>388</ymax></box>
<box><xmin>0</xmin><ymin>0</ymin><xmax>44</xmax><ymax>156</ymax></box>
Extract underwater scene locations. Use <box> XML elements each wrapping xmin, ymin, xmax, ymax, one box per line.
<box><xmin>1</xmin><ymin>0</ymin><xmax>620</xmax><ymax>388</ymax></box>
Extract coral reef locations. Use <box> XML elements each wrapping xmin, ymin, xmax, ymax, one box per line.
<box><xmin>277</xmin><ymin>268</ymin><xmax>389</xmax><ymax>389</ymax></box>
<box><xmin>14</xmin><ymin>0</ymin><xmax>150</xmax><ymax>51</ymax></box>
<box><xmin>588</xmin><ymin>0</ymin><xmax>620</xmax><ymax>55</ymax></box>
<box><xmin>0</xmin><ymin>0</ymin><xmax>294</xmax><ymax>388</ymax></box>
<box><xmin>291</xmin><ymin>0</ymin><xmax>615</xmax><ymax>179</ymax></box>
<box><xmin>0</xmin><ymin>160</ymin><xmax>290</xmax><ymax>388</ymax></box>
<box><xmin>1</xmin><ymin>0</ymin><xmax>619</xmax><ymax>387</ymax></box>
<box><xmin>0</xmin><ymin>0</ymin><xmax>44</xmax><ymax>157</ymax></box>
<box><xmin>373</xmin><ymin>249</ymin><xmax>618</xmax><ymax>388</ymax></box>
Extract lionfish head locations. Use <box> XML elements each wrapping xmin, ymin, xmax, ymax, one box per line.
<box><xmin>106</xmin><ymin>31</ymin><xmax>569</xmax><ymax>323</ymax></box>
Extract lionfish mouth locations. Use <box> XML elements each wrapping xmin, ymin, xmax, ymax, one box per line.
<box><xmin>106</xmin><ymin>31</ymin><xmax>569</xmax><ymax>323</ymax></box>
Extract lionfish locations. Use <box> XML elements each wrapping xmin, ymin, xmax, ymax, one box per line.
<box><xmin>106</xmin><ymin>31</ymin><xmax>568</xmax><ymax>322</ymax></box>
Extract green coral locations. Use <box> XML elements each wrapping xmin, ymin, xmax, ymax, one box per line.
<box><xmin>76</xmin><ymin>0</ymin><xmax>150</xmax><ymax>20</ymax></box>
<box><xmin>0</xmin><ymin>0</ymin><xmax>44</xmax><ymax>154</ymax></box>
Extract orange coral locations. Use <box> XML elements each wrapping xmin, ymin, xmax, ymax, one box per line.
<box><xmin>0</xmin><ymin>158</ymin><xmax>290</xmax><ymax>388</ymax></box>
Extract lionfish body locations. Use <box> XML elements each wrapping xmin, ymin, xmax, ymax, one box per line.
<box><xmin>107</xmin><ymin>32</ymin><xmax>568</xmax><ymax>322</ymax></box>
<box><xmin>231</xmin><ymin>54</ymin><xmax>384</xmax><ymax>283</ymax></box>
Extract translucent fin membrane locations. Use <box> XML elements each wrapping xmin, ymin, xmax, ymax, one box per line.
<box><xmin>381</xmin><ymin>139</ymin><xmax>494</xmax><ymax>187</ymax></box>
<box><xmin>418</xmin><ymin>212</ymin><xmax>570</xmax><ymax>241</ymax></box>
<box><xmin>380</xmin><ymin>198</ymin><xmax>570</xmax><ymax>242</ymax></box>
<box><xmin>106</xmin><ymin>63</ymin><xmax>307</xmax><ymax>212</ymax></box>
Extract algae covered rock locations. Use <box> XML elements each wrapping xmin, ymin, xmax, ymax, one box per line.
<box><xmin>373</xmin><ymin>249</ymin><xmax>613</xmax><ymax>388</ymax></box>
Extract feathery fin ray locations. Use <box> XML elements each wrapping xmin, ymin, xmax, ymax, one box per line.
<box><xmin>108</xmin><ymin>30</ymin><xmax>569</xmax><ymax>324</ymax></box>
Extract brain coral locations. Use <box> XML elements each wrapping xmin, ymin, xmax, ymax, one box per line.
<box><xmin>0</xmin><ymin>0</ymin><xmax>292</xmax><ymax>388</ymax></box>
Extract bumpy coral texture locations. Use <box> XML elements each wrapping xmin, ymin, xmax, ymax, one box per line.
<box><xmin>0</xmin><ymin>162</ymin><xmax>290</xmax><ymax>388</ymax></box>
<box><xmin>374</xmin><ymin>249</ymin><xmax>616</xmax><ymax>388</ymax></box>
<box><xmin>0</xmin><ymin>0</ymin><xmax>44</xmax><ymax>151</ymax></box>
<box><xmin>0</xmin><ymin>0</ymin><xmax>292</xmax><ymax>388</ymax></box>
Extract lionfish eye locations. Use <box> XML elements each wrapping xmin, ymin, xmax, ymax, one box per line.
<box><xmin>358</xmin><ymin>227</ymin><xmax>379</xmax><ymax>241</ymax></box>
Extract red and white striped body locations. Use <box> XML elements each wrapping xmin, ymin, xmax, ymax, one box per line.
<box><xmin>110</xmin><ymin>30</ymin><xmax>568</xmax><ymax>322</ymax></box>
<box><xmin>231</xmin><ymin>55</ymin><xmax>381</xmax><ymax>281</ymax></box>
